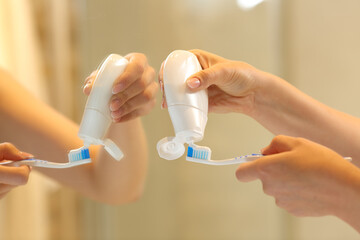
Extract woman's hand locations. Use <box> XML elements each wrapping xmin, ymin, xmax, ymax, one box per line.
<box><xmin>84</xmin><ymin>53</ymin><xmax>158</xmax><ymax>122</ymax></box>
<box><xmin>159</xmin><ymin>49</ymin><xmax>266</xmax><ymax>114</ymax></box>
<box><xmin>235</xmin><ymin>135</ymin><xmax>360</xmax><ymax>231</ymax></box>
<box><xmin>0</xmin><ymin>142</ymin><xmax>32</xmax><ymax>199</ymax></box>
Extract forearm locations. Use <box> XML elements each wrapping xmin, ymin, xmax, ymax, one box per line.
<box><xmin>89</xmin><ymin>118</ymin><xmax>148</xmax><ymax>204</ymax></box>
<box><xmin>248</xmin><ymin>70</ymin><xmax>360</xmax><ymax>164</ymax></box>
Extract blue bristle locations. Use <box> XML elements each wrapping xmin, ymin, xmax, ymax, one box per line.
<box><xmin>70</xmin><ymin>148</ymin><xmax>90</xmax><ymax>162</ymax></box>
<box><xmin>187</xmin><ymin>146</ymin><xmax>210</xmax><ymax>160</ymax></box>
<box><xmin>187</xmin><ymin>146</ymin><xmax>193</xmax><ymax>157</ymax></box>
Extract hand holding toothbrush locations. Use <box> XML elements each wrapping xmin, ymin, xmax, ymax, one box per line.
<box><xmin>236</xmin><ymin>135</ymin><xmax>360</xmax><ymax>233</ymax></box>
<box><xmin>0</xmin><ymin>142</ymin><xmax>32</xmax><ymax>199</ymax></box>
<box><xmin>84</xmin><ymin>53</ymin><xmax>158</xmax><ymax>122</ymax></box>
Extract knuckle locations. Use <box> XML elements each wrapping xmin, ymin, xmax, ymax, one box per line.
<box><xmin>143</xmin><ymin>89</ymin><xmax>154</xmax><ymax>101</ymax></box>
<box><xmin>117</xmin><ymin>91</ymin><xmax>129</xmax><ymax>104</ymax></box>
<box><xmin>272</xmin><ymin>135</ymin><xmax>286</xmax><ymax>144</ymax></box>
<box><xmin>121</xmin><ymin>102</ymin><xmax>130</xmax><ymax>114</ymax></box>
<box><xmin>137</xmin><ymin>78</ymin><xmax>148</xmax><ymax>90</ymax></box>
<box><xmin>148</xmin><ymin>67</ymin><xmax>156</xmax><ymax>80</ymax></box>
<box><xmin>261</xmin><ymin>182</ymin><xmax>275</xmax><ymax>196</ymax></box>
<box><xmin>133</xmin><ymin>62</ymin><xmax>145</xmax><ymax>75</ymax></box>
<box><xmin>2</xmin><ymin>142</ymin><xmax>14</xmax><ymax>149</ymax></box>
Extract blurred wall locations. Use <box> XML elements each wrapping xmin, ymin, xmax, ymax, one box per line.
<box><xmin>77</xmin><ymin>0</ymin><xmax>360</xmax><ymax>239</ymax></box>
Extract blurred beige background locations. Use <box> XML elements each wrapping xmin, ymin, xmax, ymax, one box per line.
<box><xmin>0</xmin><ymin>0</ymin><xmax>360</xmax><ymax>239</ymax></box>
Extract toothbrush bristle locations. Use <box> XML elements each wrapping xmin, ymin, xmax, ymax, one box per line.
<box><xmin>69</xmin><ymin>148</ymin><xmax>90</xmax><ymax>162</ymax></box>
<box><xmin>187</xmin><ymin>146</ymin><xmax>210</xmax><ymax>160</ymax></box>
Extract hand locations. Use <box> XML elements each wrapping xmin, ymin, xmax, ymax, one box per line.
<box><xmin>235</xmin><ymin>135</ymin><xmax>360</xmax><ymax>219</ymax></box>
<box><xmin>0</xmin><ymin>142</ymin><xmax>32</xmax><ymax>199</ymax></box>
<box><xmin>84</xmin><ymin>53</ymin><xmax>158</xmax><ymax>122</ymax></box>
<box><xmin>159</xmin><ymin>49</ymin><xmax>263</xmax><ymax>114</ymax></box>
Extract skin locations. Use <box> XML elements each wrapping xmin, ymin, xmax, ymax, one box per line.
<box><xmin>0</xmin><ymin>53</ymin><xmax>158</xmax><ymax>204</ymax></box>
<box><xmin>158</xmin><ymin>49</ymin><xmax>360</xmax><ymax>232</ymax></box>
<box><xmin>236</xmin><ymin>135</ymin><xmax>360</xmax><ymax>233</ymax></box>
<box><xmin>0</xmin><ymin>143</ymin><xmax>32</xmax><ymax>199</ymax></box>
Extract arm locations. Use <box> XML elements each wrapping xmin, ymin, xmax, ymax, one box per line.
<box><xmin>175</xmin><ymin>49</ymin><xmax>360</xmax><ymax>165</ymax></box>
<box><xmin>0</xmin><ymin>53</ymin><xmax>157</xmax><ymax>204</ymax></box>
<box><xmin>236</xmin><ymin>135</ymin><xmax>360</xmax><ymax>233</ymax></box>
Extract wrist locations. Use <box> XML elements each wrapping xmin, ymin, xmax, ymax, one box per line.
<box><xmin>245</xmin><ymin>70</ymin><xmax>283</xmax><ymax>118</ymax></box>
<box><xmin>332</xmin><ymin>168</ymin><xmax>360</xmax><ymax>233</ymax></box>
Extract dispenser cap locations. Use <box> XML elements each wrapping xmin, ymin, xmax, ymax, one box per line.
<box><xmin>157</xmin><ymin>137</ymin><xmax>185</xmax><ymax>160</ymax></box>
<box><xmin>103</xmin><ymin>138</ymin><xmax>124</xmax><ymax>161</ymax></box>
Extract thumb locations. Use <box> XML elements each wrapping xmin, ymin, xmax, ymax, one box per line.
<box><xmin>186</xmin><ymin>64</ymin><xmax>229</xmax><ymax>91</ymax></box>
<box><xmin>261</xmin><ymin>135</ymin><xmax>295</xmax><ymax>155</ymax></box>
<box><xmin>0</xmin><ymin>142</ymin><xmax>33</xmax><ymax>161</ymax></box>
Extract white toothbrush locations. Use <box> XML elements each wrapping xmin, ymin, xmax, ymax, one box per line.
<box><xmin>0</xmin><ymin>147</ymin><xmax>91</xmax><ymax>168</ymax></box>
<box><xmin>185</xmin><ymin>143</ymin><xmax>352</xmax><ymax>166</ymax></box>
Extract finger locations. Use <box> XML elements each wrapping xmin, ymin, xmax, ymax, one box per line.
<box><xmin>235</xmin><ymin>160</ymin><xmax>261</xmax><ymax>182</ymax></box>
<box><xmin>111</xmin><ymin>82</ymin><xmax>158</xmax><ymax>120</ymax></box>
<box><xmin>261</xmin><ymin>135</ymin><xmax>297</xmax><ymax>155</ymax></box>
<box><xmin>0</xmin><ymin>165</ymin><xmax>31</xmax><ymax>186</ymax></box>
<box><xmin>0</xmin><ymin>142</ymin><xmax>33</xmax><ymax>161</ymax></box>
<box><xmin>186</xmin><ymin>63</ymin><xmax>231</xmax><ymax>91</ymax></box>
<box><xmin>110</xmin><ymin>67</ymin><xmax>155</xmax><ymax>112</ymax></box>
<box><xmin>83</xmin><ymin>70</ymin><xmax>98</xmax><ymax>96</ymax></box>
<box><xmin>114</xmin><ymin>99</ymin><xmax>156</xmax><ymax>123</ymax></box>
<box><xmin>112</xmin><ymin>53</ymin><xmax>147</xmax><ymax>95</ymax></box>
<box><xmin>158</xmin><ymin>61</ymin><xmax>167</xmax><ymax>109</ymax></box>
<box><xmin>0</xmin><ymin>183</ymin><xmax>15</xmax><ymax>194</ymax></box>
<box><xmin>188</xmin><ymin>49</ymin><xmax>225</xmax><ymax>68</ymax></box>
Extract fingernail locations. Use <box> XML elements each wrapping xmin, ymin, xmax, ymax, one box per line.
<box><xmin>112</xmin><ymin>83</ymin><xmax>125</xmax><ymax>94</ymax></box>
<box><xmin>111</xmin><ymin>109</ymin><xmax>123</xmax><ymax>119</ymax></box>
<box><xmin>187</xmin><ymin>78</ymin><xmax>201</xmax><ymax>88</ymax></box>
<box><xmin>110</xmin><ymin>99</ymin><xmax>121</xmax><ymax>111</ymax></box>
<box><xmin>83</xmin><ymin>83</ymin><xmax>90</xmax><ymax>93</ymax></box>
<box><xmin>20</xmin><ymin>152</ymin><xmax>34</xmax><ymax>159</ymax></box>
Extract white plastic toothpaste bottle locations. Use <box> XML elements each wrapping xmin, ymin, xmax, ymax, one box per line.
<box><xmin>78</xmin><ymin>54</ymin><xmax>128</xmax><ymax>161</ymax></box>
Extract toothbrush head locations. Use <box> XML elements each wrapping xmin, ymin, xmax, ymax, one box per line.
<box><xmin>68</xmin><ymin>147</ymin><xmax>91</xmax><ymax>162</ymax></box>
<box><xmin>186</xmin><ymin>144</ymin><xmax>211</xmax><ymax>161</ymax></box>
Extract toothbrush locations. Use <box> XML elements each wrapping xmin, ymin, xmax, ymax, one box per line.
<box><xmin>186</xmin><ymin>144</ymin><xmax>263</xmax><ymax>166</ymax></box>
<box><xmin>186</xmin><ymin>144</ymin><xmax>352</xmax><ymax>166</ymax></box>
<box><xmin>0</xmin><ymin>147</ymin><xmax>91</xmax><ymax>168</ymax></box>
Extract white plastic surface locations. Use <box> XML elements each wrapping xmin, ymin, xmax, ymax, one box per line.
<box><xmin>157</xmin><ymin>50</ymin><xmax>208</xmax><ymax>160</ymax></box>
<box><xmin>0</xmin><ymin>158</ymin><xmax>91</xmax><ymax>168</ymax></box>
<box><xmin>157</xmin><ymin>137</ymin><xmax>185</xmax><ymax>160</ymax></box>
<box><xmin>78</xmin><ymin>54</ymin><xmax>127</xmax><ymax>161</ymax></box>
<box><xmin>103</xmin><ymin>138</ymin><xmax>124</xmax><ymax>161</ymax></box>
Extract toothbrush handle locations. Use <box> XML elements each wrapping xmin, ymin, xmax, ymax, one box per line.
<box><xmin>0</xmin><ymin>159</ymin><xmax>91</xmax><ymax>168</ymax></box>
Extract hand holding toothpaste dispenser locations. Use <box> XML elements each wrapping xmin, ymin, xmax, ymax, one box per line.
<box><xmin>0</xmin><ymin>54</ymin><xmax>127</xmax><ymax>168</ymax></box>
<box><xmin>157</xmin><ymin>50</ymin><xmax>263</xmax><ymax>165</ymax></box>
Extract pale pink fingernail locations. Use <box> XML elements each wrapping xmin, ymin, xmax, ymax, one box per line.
<box><xmin>187</xmin><ymin>78</ymin><xmax>201</xmax><ymax>88</ymax></box>
<box><xmin>111</xmin><ymin>109</ymin><xmax>123</xmax><ymax>119</ymax></box>
<box><xmin>20</xmin><ymin>152</ymin><xmax>34</xmax><ymax>159</ymax></box>
<box><xmin>110</xmin><ymin>99</ymin><xmax>121</xmax><ymax>111</ymax></box>
<box><xmin>112</xmin><ymin>83</ymin><xmax>125</xmax><ymax>94</ymax></box>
